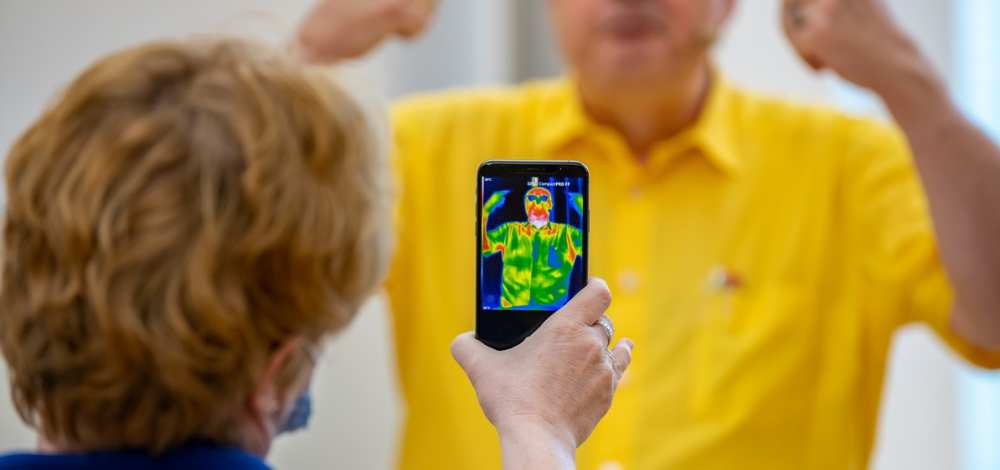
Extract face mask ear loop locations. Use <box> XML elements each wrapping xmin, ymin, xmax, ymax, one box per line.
<box><xmin>277</xmin><ymin>341</ymin><xmax>320</xmax><ymax>435</ymax></box>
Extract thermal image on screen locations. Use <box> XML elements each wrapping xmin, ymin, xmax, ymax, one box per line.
<box><xmin>481</xmin><ymin>176</ymin><xmax>585</xmax><ymax>311</ymax></box>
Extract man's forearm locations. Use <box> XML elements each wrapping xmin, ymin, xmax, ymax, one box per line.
<box><xmin>878</xmin><ymin>64</ymin><xmax>1000</xmax><ymax>350</ymax></box>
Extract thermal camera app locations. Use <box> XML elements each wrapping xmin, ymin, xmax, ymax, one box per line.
<box><xmin>481</xmin><ymin>176</ymin><xmax>585</xmax><ymax>311</ymax></box>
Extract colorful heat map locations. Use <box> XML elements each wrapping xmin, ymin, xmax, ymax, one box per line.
<box><xmin>481</xmin><ymin>177</ymin><xmax>584</xmax><ymax>310</ymax></box>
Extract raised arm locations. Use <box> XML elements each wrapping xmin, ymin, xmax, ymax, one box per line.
<box><xmin>782</xmin><ymin>0</ymin><xmax>1000</xmax><ymax>349</ymax></box>
<box><xmin>294</xmin><ymin>0</ymin><xmax>438</xmax><ymax>63</ymax></box>
<box><xmin>483</xmin><ymin>190</ymin><xmax>511</xmax><ymax>255</ymax></box>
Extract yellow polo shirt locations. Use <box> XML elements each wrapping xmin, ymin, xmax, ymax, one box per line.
<box><xmin>384</xmin><ymin>76</ymin><xmax>1000</xmax><ymax>470</ymax></box>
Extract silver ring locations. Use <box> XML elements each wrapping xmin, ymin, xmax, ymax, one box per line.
<box><xmin>788</xmin><ymin>4</ymin><xmax>805</xmax><ymax>28</ymax></box>
<box><xmin>595</xmin><ymin>317</ymin><xmax>614</xmax><ymax>344</ymax></box>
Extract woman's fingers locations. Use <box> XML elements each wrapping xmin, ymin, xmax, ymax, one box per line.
<box><xmin>549</xmin><ymin>278</ymin><xmax>612</xmax><ymax>328</ymax></box>
<box><xmin>451</xmin><ymin>331</ymin><xmax>494</xmax><ymax>378</ymax></box>
<box><xmin>590</xmin><ymin>314</ymin><xmax>615</xmax><ymax>349</ymax></box>
<box><xmin>610</xmin><ymin>339</ymin><xmax>634</xmax><ymax>384</ymax></box>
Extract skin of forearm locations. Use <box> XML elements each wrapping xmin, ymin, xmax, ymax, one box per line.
<box><xmin>497</xmin><ymin>422</ymin><xmax>576</xmax><ymax>470</ymax></box>
<box><xmin>877</xmin><ymin>59</ymin><xmax>1000</xmax><ymax>350</ymax></box>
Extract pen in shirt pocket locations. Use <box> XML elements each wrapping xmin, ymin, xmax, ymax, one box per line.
<box><xmin>703</xmin><ymin>265</ymin><xmax>744</xmax><ymax>324</ymax></box>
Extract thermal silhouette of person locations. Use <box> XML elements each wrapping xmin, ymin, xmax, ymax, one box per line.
<box><xmin>482</xmin><ymin>186</ymin><xmax>582</xmax><ymax>308</ymax></box>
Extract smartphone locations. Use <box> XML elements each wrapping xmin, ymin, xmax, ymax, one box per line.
<box><xmin>476</xmin><ymin>160</ymin><xmax>590</xmax><ymax>350</ymax></box>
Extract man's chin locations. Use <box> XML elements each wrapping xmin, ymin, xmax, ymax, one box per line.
<box><xmin>529</xmin><ymin>216</ymin><xmax>549</xmax><ymax>229</ymax></box>
<box><xmin>608</xmin><ymin>39</ymin><xmax>665</xmax><ymax>63</ymax></box>
<box><xmin>588</xmin><ymin>45</ymin><xmax>678</xmax><ymax>84</ymax></box>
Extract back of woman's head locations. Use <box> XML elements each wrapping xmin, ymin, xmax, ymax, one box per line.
<box><xmin>0</xmin><ymin>37</ymin><xmax>393</xmax><ymax>452</ymax></box>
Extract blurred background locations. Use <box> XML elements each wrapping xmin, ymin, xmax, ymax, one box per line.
<box><xmin>1</xmin><ymin>0</ymin><xmax>999</xmax><ymax>469</ymax></box>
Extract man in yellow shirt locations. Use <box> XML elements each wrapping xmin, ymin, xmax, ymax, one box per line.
<box><xmin>297</xmin><ymin>0</ymin><xmax>1000</xmax><ymax>468</ymax></box>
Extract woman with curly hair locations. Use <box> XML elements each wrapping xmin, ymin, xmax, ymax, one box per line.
<box><xmin>0</xmin><ymin>37</ymin><xmax>632</xmax><ymax>470</ymax></box>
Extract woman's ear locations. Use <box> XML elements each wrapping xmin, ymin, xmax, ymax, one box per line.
<box><xmin>249</xmin><ymin>338</ymin><xmax>305</xmax><ymax>424</ymax></box>
<box><xmin>236</xmin><ymin>337</ymin><xmax>316</xmax><ymax>457</ymax></box>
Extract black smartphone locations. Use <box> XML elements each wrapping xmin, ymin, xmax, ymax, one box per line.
<box><xmin>476</xmin><ymin>160</ymin><xmax>590</xmax><ymax>350</ymax></box>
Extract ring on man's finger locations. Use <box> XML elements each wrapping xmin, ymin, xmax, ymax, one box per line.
<box><xmin>788</xmin><ymin>4</ymin><xmax>806</xmax><ymax>28</ymax></box>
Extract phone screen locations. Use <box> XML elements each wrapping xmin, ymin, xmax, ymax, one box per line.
<box><xmin>477</xmin><ymin>161</ymin><xmax>589</xmax><ymax>349</ymax></box>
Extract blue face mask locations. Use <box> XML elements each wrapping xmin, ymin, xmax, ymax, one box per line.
<box><xmin>279</xmin><ymin>388</ymin><xmax>312</xmax><ymax>434</ymax></box>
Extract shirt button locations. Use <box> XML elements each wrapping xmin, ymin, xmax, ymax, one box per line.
<box><xmin>629</xmin><ymin>186</ymin><xmax>642</xmax><ymax>200</ymax></box>
<box><xmin>598</xmin><ymin>461</ymin><xmax>624</xmax><ymax>470</ymax></box>
<box><xmin>618</xmin><ymin>270</ymin><xmax>640</xmax><ymax>294</ymax></box>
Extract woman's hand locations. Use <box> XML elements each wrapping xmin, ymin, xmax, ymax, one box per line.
<box><xmin>295</xmin><ymin>0</ymin><xmax>439</xmax><ymax>63</ymax></box>
<box><xmin>451</xmin><ymin>279</ymin><xmax>634</xmax><ymax>469</ymax></box>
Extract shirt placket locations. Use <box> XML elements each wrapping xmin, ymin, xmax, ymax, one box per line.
<box><xmin>584</xmin><ymin>138</ymin><xmax>656</xmax><ymax>470</ymax></box>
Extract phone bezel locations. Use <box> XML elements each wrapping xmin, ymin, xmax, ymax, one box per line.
<box><xmin>475</xmin><ymin>160</ymin><xmax>590</xmax><ymax>350</ymax></box>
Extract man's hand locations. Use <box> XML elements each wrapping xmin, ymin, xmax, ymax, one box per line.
<box><xmin>484</xmin><ymin>190</ymin><xmax>511</xmax><ymax>216</ymax></box>
<box><xmin>781</xmin><ymin>0</ymin><xmax>935</xmax><ymax>96</ymax></box>
<box><xmin>566</xmin><ymin>192</ymin><xmax>584</xmax><ymax>216</ymax></box>
<box><xmin>295</xmin><ymin>0</ymin><xmax>438</xmax><ymax>63</ymax></box>
<box><xmin>451</xmin><ymin>279</ymin><xmax>634</xmax><ymax>469</ymax></box>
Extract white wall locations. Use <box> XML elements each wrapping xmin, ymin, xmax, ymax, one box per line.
<box><xmin>0</xmin><ymin>1</ymin><xmax>972</xmax><ymax>469</ymax></box>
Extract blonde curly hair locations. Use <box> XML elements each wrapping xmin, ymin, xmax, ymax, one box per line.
<box><xmin>0</xmin><ymin>37</ymin><xmax>393</xmax><ymax>452</ymax></box>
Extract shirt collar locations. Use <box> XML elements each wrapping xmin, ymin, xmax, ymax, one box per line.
<box><xmin>521</xmin><ymin>220</ymin><xmax>554</xmax><ymax>233</ymax></box>
<box><xmin>533</xmin><ymin>80</ymin><xmax>590</xmax><ymax>157</ymax></box>
<box><xmin>687</xmin><ymin>73</ymin><xmax>742</xmax><ymax>175</ymax></box>
<box><xmin>534</xmin><ymin>71</ymin><xmax>743</xmax><ymax>176</ymax></box>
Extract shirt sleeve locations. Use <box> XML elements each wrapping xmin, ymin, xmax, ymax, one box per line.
<box><xmin>568</xmin><ymin>225</ymin><xmax>582</xmax><ymax>259</ymax></box>
<box><xmin>844</xmin><ymin>119</ymin><xmax>1000</xmax><ymax>370</ymax></box>
<box><xmin>383</xmin><ymin>101</ymin><xmax>424</xmax><ymax>322</ymax></box>
<box><xmin>484</xmin><ymin>223</ymin><xmax>508</xmax><ymax>256</ymax></box>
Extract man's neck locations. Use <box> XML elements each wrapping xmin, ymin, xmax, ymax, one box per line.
<box><xmin>577</xmin><ymin>64</ymin><xmax>712</xmax><ymax>159</ymax></box>
<box><xmin>529</xmin><ymin>217</ymin><xmax>549</xmax><ymax>230</ymax></box>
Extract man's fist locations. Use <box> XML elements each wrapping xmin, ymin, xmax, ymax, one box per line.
<box><xmin>781</xmin><ymin>0</ymin><xmax>932</xmax><ymax>95</ymax></box>
<box><xmin>484</xmin><ymin>190</ymin><xmax>511</xmax><ymax>216</ymax></box>
<box><xmin>296</xmin><ymin>0</ymin><xmax>439</xmax><ymax>63</ymax></box>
